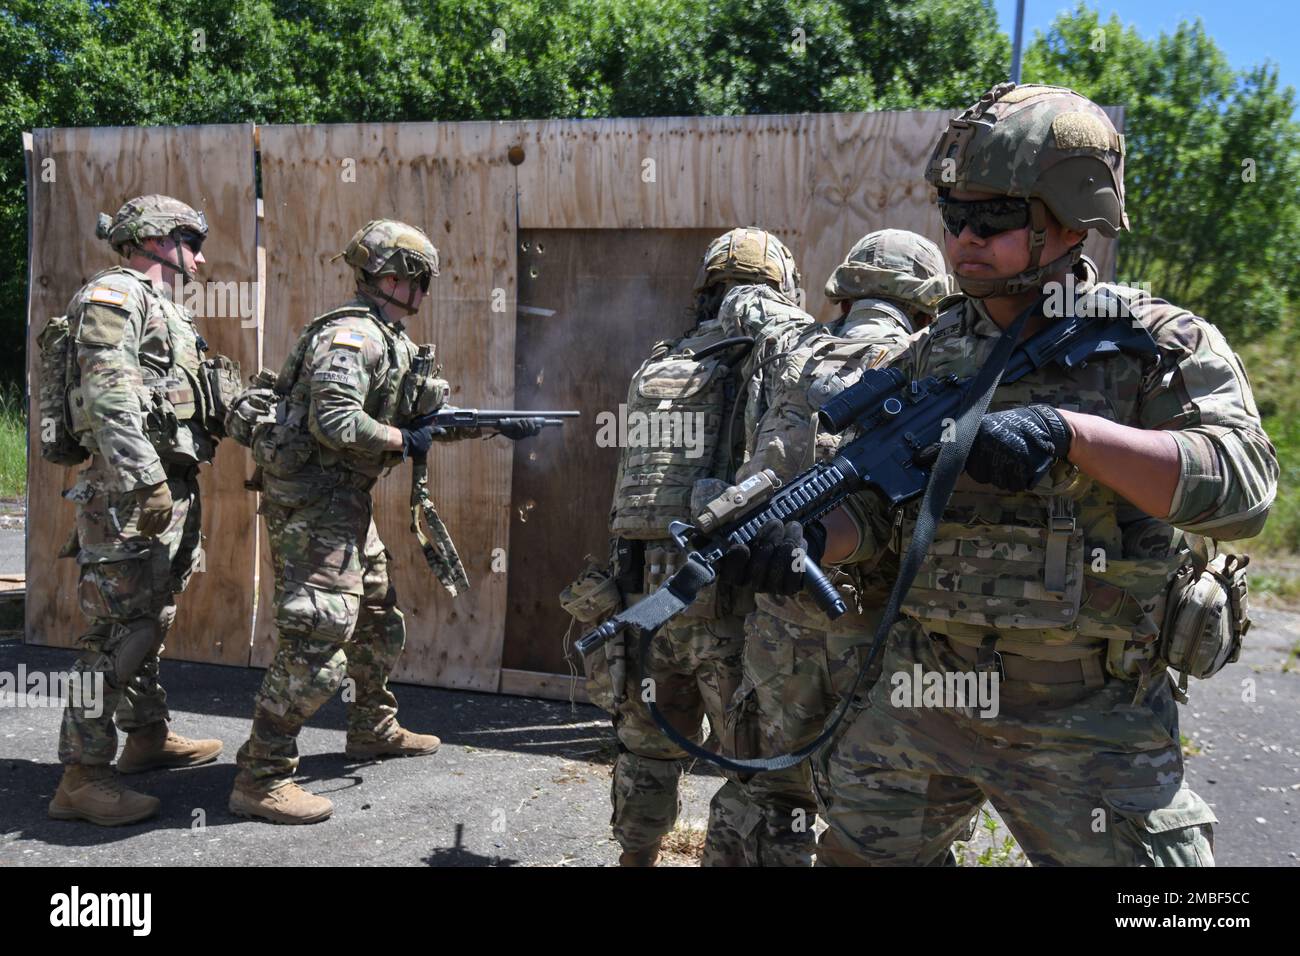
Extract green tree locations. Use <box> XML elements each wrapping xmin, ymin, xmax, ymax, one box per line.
<box><xmin>1023</xmin><ymin>4</ymin><xmax>1300</xmax><ymax>338</ymax></box>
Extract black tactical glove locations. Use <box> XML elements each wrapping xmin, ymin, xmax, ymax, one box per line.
<box><xmin>495</xmin><ymin>418</ymin><xmax>546</xmax><ymax>440</ymax></box>
<box><xmin>717</xmin><ymin>518</ymin><xmax>826</xmax><ymax>595</ymax></box>
<box><xmin>400</xmin><ymin>417</ymin><xmax>448</xmax><ymax>460</ymax></box>
<box><xmin>965</xmin><ymin>404</ymin><xmax>1072</xmax><ymax>492</ymax></box>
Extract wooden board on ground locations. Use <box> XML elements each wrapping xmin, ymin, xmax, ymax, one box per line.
<box><xmin>24</xmin><ymin>125</ymin><xmax>259</xmax><ymax>667</ymax></box>
<box><xmin>255</xmin><ymin>122</ymin><xmax>519</xmax><ymax>691</ymax></box>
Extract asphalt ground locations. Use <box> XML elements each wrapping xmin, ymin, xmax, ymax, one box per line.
<box><xmin>0</xmin><ymin>512</ymin><xmax>1296</xmax><ymax>866</ymax></box>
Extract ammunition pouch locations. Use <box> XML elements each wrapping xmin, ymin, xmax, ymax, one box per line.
<box><xmin>226</xmin><ymin>368</ymin><xmax>279</xmax><ymax>449</ymax></box>
<box><xmin>140</xmin><ymin>370</ymin><xmax>213</xmax><ymax>465</ymax></box>
<box><xmin>251</xmin><ymin>405</ymin><xmax>318</xmax><ymax>479</ymax></box>
<box><xmin>1157</xmin><ymin>551</ymin><xmax>1250</xmax><ymax>698</ymax></box>
<box><xmin>398</xmin><ymin>343</ymin><xmax>450</xmax><ymax>423</ymax></box>
<box><xmin>195</xmin><ymin>354</ymin><xmax>243</xmax><ymax>439</ymax></box>
<box><xmin>559</xmin><ymin>555</ymin><xmax>624</xmax><ymax>626</ymax></box>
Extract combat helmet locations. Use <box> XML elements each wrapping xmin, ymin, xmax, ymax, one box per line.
<box><xmin>96</xmin><ymin>194</ymin><xmax>208</xmax><ymax>282</ymax></box>
<box><xmin>924</xmin><ymin>82</ymin><xmax>1128</xmax><ymax>297</ymax></box>
<box><xmin>337</xmin><ymin>219</ymin><xmax>440</xmax><ymax>313</ymax></box>
<box><xmin>824</xmin><ymin>228</ymin><xmax>951</xmax><ymax>314</ymax></box>
<box><xmin>694</xmin><ymin>227</ymin><xmax>801</xmax><ymax>300</ymax></box>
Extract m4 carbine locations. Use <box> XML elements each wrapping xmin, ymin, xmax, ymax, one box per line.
<box><xmin>577</xmin><ymin>301</ymin><xmax>1158</xmax><ymax>656</ymax></box>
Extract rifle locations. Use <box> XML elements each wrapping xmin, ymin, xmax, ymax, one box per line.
<box><xmin>420</xmin><ymin>408</ymin><xmax>580</xmax><ymax>431</ymax></box>
<box><xmin>573</xmin><ymin>297</ymin><xmax>1158</xmax><ymax>773</ymax></box>
<box><xmin>578</xmin><ymin>303</ymin><xmax>1155</xmax><ymax>656</ymax></box>
<box><xmin>410</xmin><ymin>408</ymin><xmax>579</xmax><ymax>597</ymax></box>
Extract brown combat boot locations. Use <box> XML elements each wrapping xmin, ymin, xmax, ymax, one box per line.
<box><xmin>48</xmin><ymin>764</ymin><xmax>161</xmax><ymax>826</ymax></box>
<box><xmin>345</xmin><ymin>725</ymin><xmax>440</xmax><ymax>760</ymax></box>
<box><xmin>228</xmin><ymin>774</ymin><xmax>333</xmax><ymax>825</ymax></box>
<box><xmin>116</xmin><ymin>723</ymin><xmax>223</xmax><ymax>774</ymax></box>
<box><xmin>618</xmin><ymin>840</ymin><xmax>663</xmax><ymax>867</ymax></box>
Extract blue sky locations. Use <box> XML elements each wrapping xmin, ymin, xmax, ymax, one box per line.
<box><xmin>993</xmin><ymin>0</ymin><xmax>1298</xmax><ymax>99</ymax></box>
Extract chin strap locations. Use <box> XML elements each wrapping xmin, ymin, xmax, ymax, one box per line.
<box><xmin>362</xmin><ymin>278</ymin><xmax>422</xmax><ymax>315</ymax></box>
<box><xmin>956</xmin><ymin>198</ymin><xmax>1084</xmax><ymax>299</ymax></box>
<box><xmin>133</xmin><ymin>231</ymin><xmax>193</xmax><ymax>288</ymax></box>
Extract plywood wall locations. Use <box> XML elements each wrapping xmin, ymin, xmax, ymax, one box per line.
<box><xmin>24</xmin><ymin>125</ymin><xmax>259</xmax><ymax>667</ymax></box>
<box><xmin>25</xmin><ymin>109</ymin><xmax>1121</xmax><ymax>696</ymax></box>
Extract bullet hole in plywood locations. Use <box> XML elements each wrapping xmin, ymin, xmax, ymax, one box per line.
<box><xmin>518</xmin><ymin>499</ymin><xmax>536</xmax><ymax>523</ymax></box>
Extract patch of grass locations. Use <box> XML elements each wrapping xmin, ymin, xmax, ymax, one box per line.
<box><xmin>953</xmin><ymin>809</ymin><xmax>1028</xmax><ymax>867</ymax></box>
<box><xmin>659</xmin><ymin>819</ymin><xmax>707</xmax><ymax>861</ymax></box>
<box><xmin>0</xmin><ymin>382</ymin><xmax>25</xmax><ymax>499</ymax></box>
<box><xmin>1181</xmin><ymin>733</ymin><xmax>1203</xmax><ymax>757</ymax></box>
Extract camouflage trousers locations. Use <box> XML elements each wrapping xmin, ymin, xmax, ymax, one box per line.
<box><xmin>235</xmin><ymin>484</ymin><xmax>406</xmax><ymax>789</ymax></box>
<box><xmin>58</xmin><ymin>459</ymin><xmax>202</xmax><ymax>766</ymax></box>
<box><xmin>812</xmin><ymin>618</ymin><xmax>1217</xmax><ymax>866</ymax></box>
<box><xmin>585</xmin><ymin>611</ymin><xmax>744</xmax><ymax>859</ymax></box>
<box><xmin>707</xmin><ymin>608</ymin><xmax>873</xmax><ymax>866</ymax></box>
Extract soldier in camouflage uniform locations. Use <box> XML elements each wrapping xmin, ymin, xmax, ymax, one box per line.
<box><xmin>706</xmin><ymin>230</ymin><xmax>953</xmax><ymax>866</ymax></box>
<box><xmin>579</xmin><ymin>228</ymin><xmax>813</xmax><ymax>865</ymax></box>
<box><xmin>229</xmin><ymin>220</ymin><xmax>542</xmax><ymax>824</ymax></box>
<box><xmin>49</xmin><ymin>195</ymin><xmax>226</xmax><ymax>827</ymax></box>
<box><xmin>728</xmin><ymin>84</ymin><xmax>1278</xmax><ymax>866</ymax></box>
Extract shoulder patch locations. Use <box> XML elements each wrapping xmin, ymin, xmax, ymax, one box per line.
<box><xmin>88</xmin><ymin>286</ymin><xmax>129</xmax><ymax>308</ymax></box>
<box><xmin>331</xmin><ymin>328</ymin><xmax>371</xmax><ymax>350</ymax></box>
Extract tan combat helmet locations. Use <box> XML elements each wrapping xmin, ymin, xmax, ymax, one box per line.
<box><xmin>824</xmin><ymin>228</ymin><xmax>952</xmax><ymax>315</ymax></box>
<box><xmin>96</xmin><ymin>194</ymin><xmax>208</xmax><ymax>282</ymax></box>
<box><xmin>337</xmin><ymin>219</ymin><xmax>440</xmax><ymax>313</ymax></box>
<box><xmin>924</xmin><ymin>82</ymin><xmax>1128</xmax><ymax>297</ymax></box>
<box><xmin>694</xmin><ymin>227</ymin><xmax>801</xmax><ymax>300</ymax></box>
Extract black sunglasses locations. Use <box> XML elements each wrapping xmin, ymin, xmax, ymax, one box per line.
<box><xmin>938</xmin><ymin>196</ymin><xmax>1031</xmax><ymax>239</ymax></box>
<box><xmin>175</xmin><ymin>230</ymin><xmax>204</xmax><ymax>255</ymax></box>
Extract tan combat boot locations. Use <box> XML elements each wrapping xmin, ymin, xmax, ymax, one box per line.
<box><xmin>228</xmin><ymin>774</ymin><xmax>333</xmax><ymax>825</ymax></box>
<box><xmin>618</xmin><ymin>839</ymin><xmax>663</xmax><ymax>867</ymax></box>
<box><xmin>116</xmin><ymin>723</ymin><xmax>223</xmax><ymax>774</ymax></box>
<box><xmin>345</xmin><ymin>724</ymin><xmax>440</xmax><ymax>760</ymax></box>
<box><xmin>48</xmin><ymin>764</ymin><xmax>161</xmax><ymax>826</ymax></box>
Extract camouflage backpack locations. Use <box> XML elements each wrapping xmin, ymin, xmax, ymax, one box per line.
<box><xmin>35</xmin><ymin>314</ymin><xmax>88</xmax><ymax>466</ymax></box>
<box><xmin>608</xmin><ymin>322</ymin><xmax>753</xmax><ymax>539</ymax></box>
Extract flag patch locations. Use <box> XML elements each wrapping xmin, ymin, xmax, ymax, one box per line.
<box><xmin>88</xmin><ymin>286</ymin><xmax>129</xmax><ymax>307</ymax></box>
<box><xmin>331</xmin><ymin>328</ymin><xmax>370</xmax><ymax>350</ymax></box>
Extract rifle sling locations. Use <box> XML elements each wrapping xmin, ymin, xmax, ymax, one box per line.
<box><xmin>411</xmin><ymin>456</ymin><xmax>470</xmax><ymax>597</ymax></box>
<box><xmin>640</xmin><ymin>298</ymin><xmax>1039</xmax><ymax>774</ymax></box>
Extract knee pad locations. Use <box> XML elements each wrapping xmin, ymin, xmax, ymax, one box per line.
<box><xmin>111</xmin><ymin>617</ymin><xmax>165</xmax><ymax>685</ymax></box>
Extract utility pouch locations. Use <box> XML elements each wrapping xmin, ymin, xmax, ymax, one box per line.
<box><xmin>197</xmin><ymin>354</ymin><xmax>243</xmax><ymax>439</ymax></box>
<box><xmin>1158</xmin><ymin>551</ymin><xmax>1250</xmax><ymax>699</ymax></box>
<box><xmin>226</xmin><ymin>368</ymin><xmax>279</xmax><ymax>449</ymax></box>
<box><xmin>251</xmin><ymin>398</ymin><xmax>317</xmax><ymax>478</ymax></box>
<box><xmin>559</xmin><ymin>555</ymin><xmax>624</xmax><ymax>625</ymax></box>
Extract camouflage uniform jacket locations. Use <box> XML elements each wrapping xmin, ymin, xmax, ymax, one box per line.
<box><xmin>262</xmin><ymin>294</ymin><xmax>451</xmax><ymax>502</ymax></box>
<box><xmin>842</xmin><ymin>259</ymin><xmax>1278</xmax><ymax>674</ymax></box>
<box><xmin>67</xmin><ymin>266</ymin><xmax>212</xmax><ymax>491</ymax></box>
